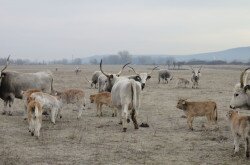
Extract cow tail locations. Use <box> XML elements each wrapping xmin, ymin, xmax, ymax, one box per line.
<box><xmin>131</xmin><ymin>80</ymin><xmax>137</xmax><ymax>109</ymax></box>
<box><xmin>50</xmin><ymin>77</ymin><xmax>54</xmax><ymax>94</ymax></box>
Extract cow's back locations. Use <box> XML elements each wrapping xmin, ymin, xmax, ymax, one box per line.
<box><xmin>186</xmin><ymin>101</ymin><xmax>216</xmax><ymax>116</ymax></box>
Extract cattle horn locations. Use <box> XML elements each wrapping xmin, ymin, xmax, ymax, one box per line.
<box><xmin>189</xmin><ymin>66</ymin><xmax>194</xmax><ymax>72</ymax></box>
<box><xmin>1</xmin><ymin>55</ymin><xmax>10</xmax><ymax>73</ymax></box>
<box><xmin>84</xmin><ymin>75</ymin><xmax>92</xmax><ymax>83</ymax></box>
<box><xmin>148</xmin><ymin>66</ymin><xmax>159</xmax><ymax>75</ymax></box>
<box><xmin>99</xmin><ymin>59</ymin><xmax>110</xmax><ymax>77</ymax></box>
<box><xmin>198</xmin><ymin>66</ymin><xmax>202</xmax><ymax>71</ymax></box>
<box><xmin>240</xmin><ymin>67</ymin><xmax>250</xmax><ymax>88</ymax></box>
<box><xmin>116</xmin><ymin>62</ymin><xmax>130</xmax><ymax>76</ymax></box>
<box><xmin>127</xmin><ymin>66</ymin><xmax>139</xmax><ymax>75</ymax></box>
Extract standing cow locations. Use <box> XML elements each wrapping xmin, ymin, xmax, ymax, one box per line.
<box><xmin>0</xmin><ymin>56</ymin><xmax>54</xmax><ymax>115</ymax></box>
<box><xmin>158</xmin><ymin>69</ymin><xmax>173</xmax><ymax>84</ymax></box>
<box><xmin>85</xmin><ymin>71</ymin><xmax>103</xmax><ymax>89</ymax></box>
<box><xmin>230</xmin><ymin>68</ymin><xmax>250</xmax><ymax>109</ymax></box>
<box><xmin>100</xmin><ymin>60</ymin><xmax>141</xmax><ymax>132</ymax></box>
<box><xmin>190</xmin><ymin>66</ymin><xmax>202</xmax><ymax>89</ymax></box>
<box><xmin>127</xmin><ymin>66</ymin><xmax>158</xmax><ymax>90</ymax></box>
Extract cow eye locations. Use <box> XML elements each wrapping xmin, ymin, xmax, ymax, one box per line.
<box><xmin>235</xmin><ymin>93</ymin><xmax>239</xmax><ymax>97</ymax></box>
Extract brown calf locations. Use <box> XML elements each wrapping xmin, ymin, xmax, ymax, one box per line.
<box><xmin>227</xmin><ymin>110</ymin><xmax>250</xmax><ymax>158</ymax></box>
<box><xmin>27</xmin><ymin>100</ymin><xmax>43</xmax><ymax>138</ymax></box>
<box><xmin>90</xmin><ymin>92</ymin><xmax>116</xmax><ymax>117</ymax></box>
<box><xmin>176</xmin><ymin>99</ymin><xmax>217</xmax><ymax>130</ymax></box>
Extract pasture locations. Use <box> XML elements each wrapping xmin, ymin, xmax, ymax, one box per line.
<box><xmin>0</xmin><ymin>64</ymin><xmax>249</xmax><ymax>164</ymax></box>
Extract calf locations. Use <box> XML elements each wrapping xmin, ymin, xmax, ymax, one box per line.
<box><xmin>90</xmin><ymin>92</ymin><xmax>116</xmax><ymax>117</ymax></box>
<box><xmin>27</xmin><ymin>100</ymin><xmax>43</xmax><ymax>138</ymax></box>
<box><xmin>29</xmin><ymin>92</ymin><xmax>61</xmax><ymax>124</ymax></box>
<box><xmin>54</xmin><ymin>89</ymin><xmax>86</xmax><ymax>119</ymax></box>
<box><xmin>176</xmin><ymin>78</ymin><xmax>190</xmax><ymax>88</ymax></box>
<box><xmin>176</xmin><ymin>99</ymin><xmax>217</xmax><ymax>130</ymax></box>
<box><xmin>227</xmin><ymin>110</ymin><xmax>250</xmax><ymax>158</ymax></box>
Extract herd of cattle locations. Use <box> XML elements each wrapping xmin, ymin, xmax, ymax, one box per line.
<box><xmin>1</xmin><ymin>55</ymin><xmax>250</xmax><ymax>158</ymax></box>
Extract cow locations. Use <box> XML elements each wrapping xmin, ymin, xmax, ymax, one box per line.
<box><xmin>176</xmin><ymin>78</ymin><xmax>190</xmax><ymax>88</ymax></box>
<box><xmin>127</xmin><ymin>66</ymin><xmax>158</xmax><ymax>90</ymax></box>
<box><xmin>85</xmin><ymin>71</ymin><xmax>103</xmax><ymax>89</ymax></box>
<box><xmin>75</xmin><ymin>66</ymin><xmax>81</xmax><ymax>75</ymax></box>
<box><xmin>190</xmin><ymin>66</ymin><xmax>202</xmax><ymax>89</ymax></box>
<box><xmin>158</xmin><ymin>69</ymin><xmax>173</xmax><ymax>84</ymax></box>
<box><xmin>89</xmin><ymin>92</ymin><xmax>116</xmax><ymax>117</ymax></box>
<box><xmin>100</xmin><ymin>60</ymin><xmax>142</xmax><ymax>132</ymax></box>
<box><xmin>27</xmin><ymin>100</ymin><xmax>43</xmax><ymax>138</ymax></box>
<box><xmin>53</xmin><ymin>89</ymin><xmax>86</xmax><ymax>119</ymax></box>
<box><xmin>0</xmin><ymin>56</ymin><xmax>54</xmax><ymax>115</ymax></box>
<box><xmin>226</xmin><ymin>110</ymin><xmax>250</xmax><ymax>158</ymax></box>
<box><xmin>176</xmin><ymin>99</ymin><xmax>217</xmax><ymax>130</ymax></box>
<box><xmin>230</xmin><ymin>68</ymin><xmax>250</xmax><ymax>109</ymax></box>
<box><xmin>97</xmin><ymin>74</ymin><xmax>108</xmax><ymax>93</ymax></box>
<box><xmin>29</xmin><ymin>92</ymin><xmax>61</xmax><ymax>124</ymax></box>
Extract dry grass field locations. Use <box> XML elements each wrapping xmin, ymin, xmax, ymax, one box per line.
<box><xmin>0</xmin><ymin>64</ymin><xmax>250</xmax><ymax>164</ymax></box>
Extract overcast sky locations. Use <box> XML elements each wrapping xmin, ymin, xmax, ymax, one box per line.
<box><xmin>0</xmin><ymin>0</ymin><xmax>250</xmax><ymax>61</ymax></box>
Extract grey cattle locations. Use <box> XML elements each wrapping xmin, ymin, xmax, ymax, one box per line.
<box><xmin>158</xmin><ymin>69</ymin><xmax>173</xmax><ymax>84</ymax></box>
<box><xmin>0</xmin><ymin>56</ymin><xmax>54</xmax><ymax>115</ymax></box>
<box><xmin>176</xmin><ymin>78</ymin><xmax>190</xmax><ymax>88</ymax></box>
<box><xmin>127</xmin><ymin>66</ymin><xmax>158</xmax><ymax>90</ymax></box>
<box><xmin>74</xmin><ymin>66</ymin><xmax>81</xmax><ymax>75</ymax></box>
<box><xmin>98</xmin><ymin>74</ymin><xmax>108</xmax><ymax>93</ymax></box>
<box><xmin>100</xmin><ymin>60</ymin><xmax>141</xmax><ymax>132</ymax></box>
<box><xmin>85</xmin><ymin>71</ymin><xmax>103</xmax><ymax>88</ymax></box>
<box><xmin>190</xmin><ymin>66</ymin><xmax>202</xmax><ymax>88</ymax></box>
<box><xmin>230</xmin><ymin>68</ymin><xmax>250</xmax><ymax>109</ymax></box>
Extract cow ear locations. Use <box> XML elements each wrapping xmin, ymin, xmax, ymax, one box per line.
<box><xmin>244</xmin><ymin>85</ymin><xmax>250</xmax><ymax>92</ymax></box>
<box><xmin>147</xmin><ymin>75</ymin><xmax>151</xmax><ymax>80</ymax></box>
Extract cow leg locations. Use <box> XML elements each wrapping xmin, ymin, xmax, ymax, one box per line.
<box><xmin>2</xmin><ymin>101</ymin><xmax>8</xmax><ymax>115</ymax></box>
<box><xmin>30</xmin><ymin>118</ymin><xmax>35</xmax><ymax>136</ymax></box>
<box><xmin>51</xmin><ymin>108</ymin><xmax>57</xmax><ymax>124</ymax></box>
<box><xmin>187</xmin><ymin>116</ymin><xmax>194</xmax><ymax>130</ymax></box>
<box><xmin>100</xmin><ymin>103</ymin><xmax>103</xmax><ymax>116</ymax></box>
<box><xmin>96</xmin><ymin>103</ymin><xmax>100</xmax><ymax>117</ymax></box>
<box><xmin>233</xmin><ymin>134</ymin><xmax>240</xmax><ymax>156</ymax></box>
<box><xmin>131</xmin><ymin>108</ymin><xmax>139</xmax><ymax>129</ymax></box>
<box><xmin>8</xmin><ymin>100</ymin><xmax>14</xmax><ymax>116</ymax></box>
<box><xmin>34</xmin><ymin>119</ymin><xmax>41</xmax><ymax>138</ymax></box>
<box><xmin>77</xmin><ymin>104</ymin><xmax>85</xmax><ymax>119</ymax></box>
<box><xmin>245</xmin><ymin>137</ymin><xmax>249</xmax><ymax>158</ymax></box>
<box><xmin>122</xmin><ymin>104</ymin><xmax>129</xmax><ymax>132</ymax></box>
<box><xmin>23</xmin><ymin>104</ymin><xmax>28</xmax><ymax>120</ymax></box>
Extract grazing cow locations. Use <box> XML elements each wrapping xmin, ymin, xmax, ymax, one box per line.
<box><xmin>227</xmin><ymin>110</ymin><xmax>250</xmax><ymax>158</ymax></box>
<box><xmin>230</xmin><ymin>68</ymin><xmax>250</xmax><ymax>109</ymax></box>
<box><xmin>190</xmin><ymin>66</ymin><xmax>202</xmax><ymax>88</ymax></box>
<box><xmin>90</xmin><ymin>92</ymin><xmax>116</xmax><ymax>117</ymax></box>
<box><xmin>176</xmin><ymin>99</ymin><xmax>217</xmax><ymax>130</ymax></box>
<box><xmin>158</xmin><ymin>69</ymin><xmax>173</xmax><ymax>84</ymax></box>
<box><xmin>0</xmin><ymin>56</ymin><xmax>54</xmax><ymax>115</ymax></box>
<box><xmin>75</xmin><ymin>66</ymin><xmax>81</xmax><ymax>75</ymax></box>
<box><xmin>54</xmin><ymin>89</ymin><xmax>86</xmax><ymax>119</ymax></box>
<box><xmin>127</xmin><ymin>66</ymin><xmax>158</xmax><ymax>90</ymax></box>
<box><xmin>29</xmin><ymin>92</ymin><xmax>61</xmax><ymax>124</ymax></box>
<box><xmin>100</xmin><ymin>60</ymin><xmax>141</xmax><ymax>132</ymax></box>
<box><xmin>176</xmin><ymin>78</ymin><xmax>190</xmax><ymax>88</ymax></box>
<box><xmin>98</xmin><ymin>74</ymin><xmax>108</xmax><ymax>93</ymax></box>
<box><xmin>85</xmin><ymin>71</ymin><xmax>103</xmax><ymax>89</ymax></box>
<box><xmin>27</xmin><ymin>100</ymin><xmax>43</xmax><ymax>138</ymax></box>
<box><xmin>21</xmin><ymin>89</ymin><xmax>42</xmax><ymax>119</ymax></box>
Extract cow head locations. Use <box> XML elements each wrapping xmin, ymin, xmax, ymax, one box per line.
<box><xmin>230</xmin><ymin>68</ymin><xmax>250</xmax><ymax>109</ymax></box>
<box><xmin>0</xmin><ymin>55</ymin><xmax>10</xmax><ymax>84</ymax></box>
<box><xmin>128</xmin><ymin>66</ymin><xmax>158</xmax><ymax>90</ymax></box>
<box><xmin>176</xmin><ymin>98</ymin><xmax>187</xmax><ymax>110</ymax></box>
<box><xmin>89</xmin><ymin>94</ymin><xmax>96</xmax><ymax>103</ymax></box>
<box><xmin>99</xmin><ymin>59</ymin><xmax>130</xmax><ymax>92</ymax></box>
<box><xmin>190</xmin><ymin>66</ymin><xmax>202</xmax><ymax>82</ymax></box>
<box><xmin>226</xmin><ymin>110</ymin><xmax>239</xmax><ymax>120</ymax></box>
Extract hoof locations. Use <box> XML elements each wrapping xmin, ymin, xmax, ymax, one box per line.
<box><xmin>135</xmin><ymin>126</ymin><xmax>139</xmax><ymax>129</ymax></box>
<box><xmin>123</xmin><ymin>128</ymin><xmax>127</xmax><ymax>132</ymax></box>
<box><xmin>139</xmin><ymin>123</ymin><xmax>149</xmax><ymax>128</ymax></box>
<box><xmin>112</xmin><ymin>114</ymin><xmax>114</xmax><ymax>117</ymax></box>
<box><xmin>2</xmin><ymin>112</ymin><xmax>6</xmax><ymax>115</ymax></box>
<box><xmin>246</xmin><ymin>152</ymin><xmax>249</xmax><ymax>158</ymax></box>
<box><xmin>60</xmin><ymin>115</ymin><xmax>62</xmax><ymax>119</ymax></box>
<box><xmin>118</xmin><ymin>121</ymin><xmax>122</xmax><ymax>125</ymax></box>
<box><xmin>127</xmin><ymin>119</ymin><xmax>130</xmax><ymax>123</ymax></box>
<box><xmin>8</xmin><ymin>113</ymin><xmax>13</xmax><ymax>116</ymax></box>
<box><xmin>189</xmin><ymin>128</ymin><xmax>194</xmax><ymax>131</ymax></box>
<box><xmin>31</xmin><ymin>132</ymin><xmax>34</xmax><ymax>136</ymax></box>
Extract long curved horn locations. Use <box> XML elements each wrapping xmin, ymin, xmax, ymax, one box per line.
<box><xmin>148</xmin><ymin>66</ymin><xmax>159</xmax><ymax>75</ymax></box>
<box><xmin>198</xmin><ymin>66</ymin><xmax>202</xmax><ymax>72</ymax></box>
<box><xmin>116</xmin><ymin>62</ymin><xmax>130</xmax><ymax>76</ymax></box>
<box><xmin>127</xmin><ymin>66</ymin><xmax>139</xmax><ymax>75</ymax></box>
<box><xmin>1</xmin><ymin>55</ymin><xmax>10</xmax><ymax>73</ymax></box>
<box><xmin>243</xmin><ymin>68</ymin><xmax>250</xmax><ymax>86</ymax></box>
<box><xmin>99</xmin><ymin>59</ymin><xmax>110</xmax><ymax>77</ymax></box>
<box><xmin>84</xmin><ymin>75</ymin><xmax>92</xmax><ymax>83</ymax></box>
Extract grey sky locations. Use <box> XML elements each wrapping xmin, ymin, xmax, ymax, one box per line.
<box><xmin>1</xmin><ymin>0</ymin><xmax>250</xmax><ymax>61</ymax></box>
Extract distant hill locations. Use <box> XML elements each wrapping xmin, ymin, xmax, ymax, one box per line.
<box><xmin>81</xmin><ymin>46</ymin><xmax>250</xmax><ymax>64</ymax></box>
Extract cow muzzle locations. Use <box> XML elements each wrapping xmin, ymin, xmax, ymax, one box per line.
<box><xmin>141</xmin><ymin>83</ymin><xmax>145</xmax><ymax>90</ymax></box>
